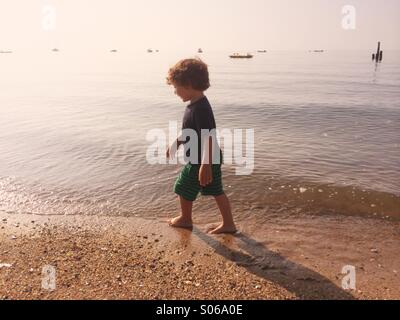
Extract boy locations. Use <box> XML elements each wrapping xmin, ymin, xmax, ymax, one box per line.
<box><xmin>166</xmin><ymin>58</ymin><xmax>237</xmax><ymax>234</ymax></box>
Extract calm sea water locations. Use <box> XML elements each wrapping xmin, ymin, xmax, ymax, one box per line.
<box><xmin>0</xmin><ymin>50</ymin><xmax>399</xmax><ymax>223</ymax></box>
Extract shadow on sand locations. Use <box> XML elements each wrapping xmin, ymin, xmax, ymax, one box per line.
<box><xmin>189</xmin><ymin>227</ymin><xmax>355</xmax><ymax>300</ymax></box>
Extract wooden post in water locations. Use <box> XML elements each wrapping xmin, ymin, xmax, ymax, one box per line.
<box><xmin>372</xmin><ymin>42</ymin><xmax>383</xmax><ymax>62</ymax></box>
<box><xmin>375</xmin><ymin>42</ymin><xmax>380</xmax><ymax>62</ymax></box>
<box><xmin>375</xmin><ymin>42</ymin><xmax>381</xmax><ymax>62</ymax></box>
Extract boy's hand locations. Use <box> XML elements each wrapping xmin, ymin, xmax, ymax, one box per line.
<box><xmin>166</xmin><ymin>146</ymin><xmax>176</xmax><ymax>160</ymax></box>
<box><xmin>167</xmin><ymin>139</ymin><xmax>181</xmax><ymax>160</ymax></box>
<box><xmin>199</xmin><ymin>164</ymin><xmax>213</xmax><ymax>187</ymax></box>
<box><xmin>166</xmin><ymin>147</ymin><xmax>171</xmax><ymax>159</ymax></box>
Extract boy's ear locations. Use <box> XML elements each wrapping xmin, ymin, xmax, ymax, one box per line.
<box><xmin>182</xmin><ymin>83</ymin><xmax>193</xmax><ymax>90</ymax></box>
<box><xmin>188</xmin><ymin>85</ymin><xmax>198</xmax><ymax>93</ymax></box>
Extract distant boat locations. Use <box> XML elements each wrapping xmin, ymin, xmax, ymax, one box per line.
<box><xmin>110</xmin><ymin>49</ymin><xmax>118</xmax><ymax>53</ymax></box>
<box><xmin>0</xmin><ymin>50</ymin><xmax>12</xmax><ymax>54</ymax></box>
<box><xmin>198</xmin><ymin>48</ymin><xmax>203</xmax><ymax>53</ymax></box>
<box><xmin>156</xmin><ymin>49</ymin><xmax>159</xmax><ymax>52</ymax></box>
<box><xmin>52</xmin><ymin>48</ymin><xmax>59</xmax><ymax>52</ymax></box>
<box><xmin>229</xmin><ymin>53</ymin><xmax>253</xmax><ymax>59</ymax></box>
<box><xmin>147</xmin><ymin>49</ymin><xmax>153</xmax><ymax>53</ymax></box>
<box><xmin>257</xmin><ymin>50</ymin><xmax>267</xmax><ymax>53</ymax></box>
<box><xmin>311</xmin><ymin>50</ymin><xmax>324</xmax><ymax>53</ymax></box>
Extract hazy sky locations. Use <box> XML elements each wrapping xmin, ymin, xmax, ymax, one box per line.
<box><xmin>1</xmin><ymin>0</ymin><xmax>399</xmax><ymax>51</ymax></box>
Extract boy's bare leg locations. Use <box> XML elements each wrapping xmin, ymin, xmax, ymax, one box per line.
<box><xmin>209</xmin><ymin>193</ymin><xmax>237</xmax><ymax>234</ymax></box>
<box><xmin>169</xmin><ymin>196</ymin><xmax>193</xmax><ymax>229</ymax></box>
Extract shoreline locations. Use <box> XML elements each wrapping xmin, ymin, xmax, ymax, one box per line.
<box><xmin>1</xmin><ymin>212</ymin><xmax>399</xmax><ymax>300</ymax></box>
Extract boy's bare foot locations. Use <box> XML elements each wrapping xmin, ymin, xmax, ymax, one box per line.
<box><xmin>208</xmin><ymin>224</ymin><xmax>237</xmax><ymax>234</ymax></box>
<box><xmin>168</xmin><ymin>216</ymin><xmax>193</xmax><ymax>229</ymax></box>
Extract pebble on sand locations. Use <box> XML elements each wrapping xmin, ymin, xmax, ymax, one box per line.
<box><xmin>0</xmin><ymin>263</ymin><xmax>13</xmax><ymax>268</ymax></box>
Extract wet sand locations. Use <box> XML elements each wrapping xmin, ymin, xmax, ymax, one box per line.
<box><xmin>0</xmin><ymin>212</ymin><xmax>399</xmax><ymax>300</ymax></box>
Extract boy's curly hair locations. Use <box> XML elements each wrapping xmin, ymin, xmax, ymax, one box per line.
<box><xmin>167</xmin><ymin>58</ymin><xmax>210</xmax><ymax>91</ymax></box>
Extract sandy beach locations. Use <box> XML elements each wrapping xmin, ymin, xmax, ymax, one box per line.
<box><xmin>1</xmin><ymin>211</ymin><xmax>399</xmax><ymax>300</ymax></box>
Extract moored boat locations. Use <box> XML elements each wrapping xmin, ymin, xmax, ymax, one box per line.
<box><xmin>229</xmin><ymin>53</ymin><xmax>253</xmax><ymax>59</ymax></box>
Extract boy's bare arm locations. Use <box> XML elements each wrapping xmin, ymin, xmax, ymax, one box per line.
<box><xmin>166</xmin><ymin>137</ymin><xmax>184</xmax><ymax>159</ymax></box>
<box><xmin>199</xmin><ymin>136</ymin><xmax>213</xmax><ymax>187</ymax></box>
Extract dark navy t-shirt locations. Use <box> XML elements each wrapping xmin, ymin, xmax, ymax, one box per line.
<box><xmin>181</xmin><ymin>96</ymin><xmax>221</xmax><ymax>164</ymax></box>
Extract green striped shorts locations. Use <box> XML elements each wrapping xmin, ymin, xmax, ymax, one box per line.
<box><xmin>173</xmin><ymin>163</ymin><xmax>224</xmax><ymax>202</ymax></box>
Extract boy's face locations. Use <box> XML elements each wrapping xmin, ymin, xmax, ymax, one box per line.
<box><xmin>173</xmin><ymin>84</ymin><xmax>195</xmax><ymax>103</ymax></box>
